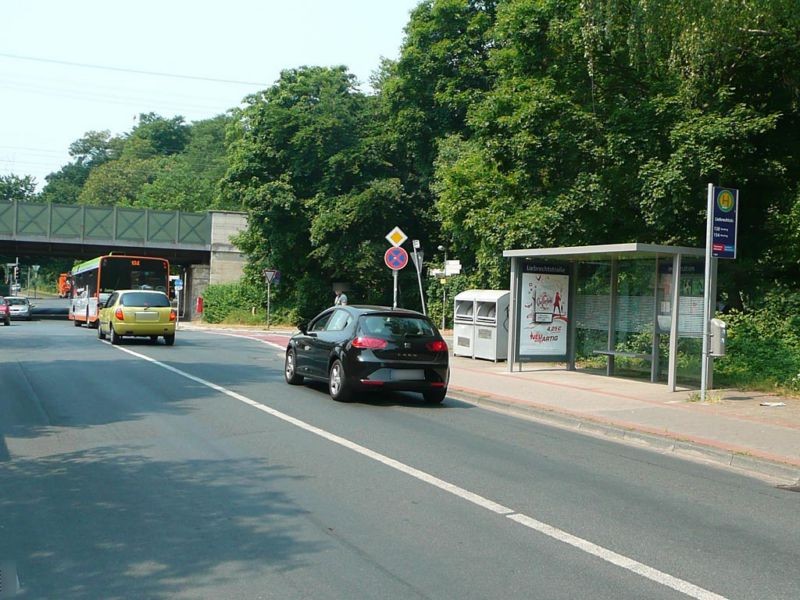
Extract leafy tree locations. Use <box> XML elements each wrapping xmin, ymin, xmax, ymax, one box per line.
<box><xmin>40</xmin><ymin>130</ymin><xmax>121</xmax><ymax>204</ymax></box>
<box><xmin>381</xmin><ymin>0</ymin><xmax>498</xmax><ymax>181</ymax></box>
<box><xmin>0</xmin><ymin>174</ymin><xmax>38</xmax><ymax>202</ymax></box>
<box><xmin>222</xmin><ymin>65</ymin><xmax>439</xmax><ymax>318</ymax></box>
<box><xmin>68</xmin><ymin>130</ymin><xmax>121</xmax><ymax>166</ymax></box>
<box><xmin>39</xmin><ymin>163</ymin><xmax>91</xmax><ymax>205</ymax></box>
<box><xmin>121</xmin><ymin>113</ymin><xmax>190</xmax><ymax>160</ymax></box>
<box><xmin>431</xmin><ymin>0</ymin><xmax>800</xmax><ymax>306</ymax></box>
<box><xmin>138</xmin><ymin>115</ymin><xmax>232</xmax><ymax>211</ymax></box>
<box><xmin>78</xmin><ymin>156</ymin><xmax>165</xmax><ymax>206</ymax></box>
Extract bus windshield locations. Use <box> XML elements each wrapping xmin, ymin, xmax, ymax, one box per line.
<box><xmin>98</xmin><ymin>257</ymin><xmax>169</xmax><ymax>294</ymax></box>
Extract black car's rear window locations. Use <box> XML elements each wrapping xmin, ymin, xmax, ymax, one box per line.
<box><xmin>359</xmin><ymin>315</ymin><xmax>436</xmax><ymax>338</ymax></box>
<box><xmin>120</xmin><ymin>292</ymin><xmax>170</xmax><ymax>307</ymax></box>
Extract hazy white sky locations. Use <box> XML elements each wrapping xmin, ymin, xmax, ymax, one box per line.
<box><xmin>0</xmin><ymin>0</ymin><xmax>421</xmax><ymax>190</ymax></box>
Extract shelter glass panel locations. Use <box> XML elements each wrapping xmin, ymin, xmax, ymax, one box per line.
<box><xmin>574</xmin><ymin>261</ymin><xmax>611</xmax><ymax>358</ymax></box>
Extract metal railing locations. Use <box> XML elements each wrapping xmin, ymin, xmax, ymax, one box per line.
<box><xmin>0</xmin><ymin>201</ymin><xmax>211</xmax><ymax>248</ymax></box>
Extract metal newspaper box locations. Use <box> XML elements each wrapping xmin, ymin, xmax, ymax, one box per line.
<box><xmin>453</xmin><ymin>290</ymin><xmax>510</xmax><ymax>361</ymax></box>
<box><xmin>453</xmin><ymin>291</ymin><xmax>476</xmax><ymax>357</ymax></box>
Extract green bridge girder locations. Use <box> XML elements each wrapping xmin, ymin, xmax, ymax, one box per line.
<box><xmin>0</xmin><ymin>201</ymin><xmax>211</xmax><ymax>249</ymax></box>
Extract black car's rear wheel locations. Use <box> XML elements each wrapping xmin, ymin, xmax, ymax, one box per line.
<box><xmin>423</xmin><ymin>388</ymin><xmax>447</xmax><ymax>404</ymax></box>
<box><xmin>285</xmin><ymin>350</ymin><xmax>304</xmax><ymax>385</ymax></box>
<box><xmin>328</xmin><ymin>359</ymin><xmax>352</xmax><ymax>402</ymax></box>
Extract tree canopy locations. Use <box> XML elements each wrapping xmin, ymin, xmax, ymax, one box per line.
<box><xmin>9</xmin><ymin>0</ymin><xmax>800</xmax><ymax>316</ymax></box>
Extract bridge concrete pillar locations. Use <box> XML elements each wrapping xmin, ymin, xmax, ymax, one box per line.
<box><xmin>184</xmin><ymin>211</ymin><xmax>247</xmax><ymax>321</ymax></box>
<box><xmin>209</xmin><ymin>211</ymin><xmax>247</xmax><ymax>285</ymax></box>
<box><xmin>187</xmin><ymin>264</ymin><xmax>210</xmax><ymax>321</ymax></box>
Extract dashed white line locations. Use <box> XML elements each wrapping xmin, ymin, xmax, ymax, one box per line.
<box><xmin>110</xmin><ymin>342</ymin><xmax>729</xmax><ymax>600</ymax></box>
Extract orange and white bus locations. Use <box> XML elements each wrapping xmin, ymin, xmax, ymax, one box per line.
<box><xmin>69</xmin><ymin>254</ymin><xmax>170</xmax><ymax>327</ymax></box>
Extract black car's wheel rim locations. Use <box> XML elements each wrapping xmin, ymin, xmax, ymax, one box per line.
<box><xmin>330</xmin><ymin>362</ymin><xmax>343</xmax><ymax>396</ymax></box>
<box><xmin>286</xmin><ymin>353</ymin><xmax>295</xmax><ymax>378</ymax></box>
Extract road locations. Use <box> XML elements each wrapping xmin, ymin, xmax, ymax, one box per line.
<box><xmin>1</xmin><ymin>320</ymin><xmax>798</xmax><ymax>599</ymax></box>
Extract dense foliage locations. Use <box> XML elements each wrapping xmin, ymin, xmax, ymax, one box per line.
<box><xmin>714</xmin><ymin>289</ymin><xmax>800</xmax><ymax>392</ymax></box>
<box><xmin>33</xmin><ymin>114</ymin><xmax>234</xmax><ymax>212</ymax></box>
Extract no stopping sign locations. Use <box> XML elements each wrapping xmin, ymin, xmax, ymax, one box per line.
<box><xmin>384</xmin><ymin>247</ymin><xmax>409</xmax><ymax>270</ymax></box>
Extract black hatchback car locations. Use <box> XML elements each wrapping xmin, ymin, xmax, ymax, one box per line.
<box><xmin>285</xmin><ymin>305</ymin><xmax>449</xmax><ymax>403</ymax></box>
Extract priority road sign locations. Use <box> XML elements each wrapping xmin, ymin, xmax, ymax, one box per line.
<box><xmin>385</xmin><ymin>226</ymin><xmax>408</xmax><ymax>248</ymax></box>
<box><xmin>384</xmin><ymin>247</ymin><xmax>409</xmax><ymax>270</ymax></box>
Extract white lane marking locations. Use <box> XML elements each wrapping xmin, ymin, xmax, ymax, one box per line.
<box><xmin>110</xmin><ymin>343</ymin><xmax>729</xmax><ymax>600</ymax></box>
<box><xmin>188</xmin><ymin>329</ymin><xmax>288</xmax><ymax>351</ymax></box>
<box><xmin>507</xmin><ymin>514</ymin><xmax>727</xmax><ymax>600</ymax></box>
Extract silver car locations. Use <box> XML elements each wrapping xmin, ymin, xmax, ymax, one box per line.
<box><xmin>6</xmin><ymin>296</ymin><xmax>32</xmax><ymax>320</ymax></box>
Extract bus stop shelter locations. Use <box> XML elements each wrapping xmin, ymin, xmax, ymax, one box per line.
<box><xmin>503</xmin><ymin>243</ymin><xmax>713</xmax><ymax>391</ymax></box>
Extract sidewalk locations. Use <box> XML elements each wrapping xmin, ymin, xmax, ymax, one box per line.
<box><xmin>448</xmin><ymin>356</ymin><xmax>800</xmax><ymax>484</ymax></box>
<box><xmin>183</xmin><ymin>323</ymin><xmax>800</xmax><ymax>484</ymax></box>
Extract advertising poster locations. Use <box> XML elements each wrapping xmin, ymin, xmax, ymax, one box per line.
<box><xmin>519</xmin><ymin>263</ymin><xmax>569</xmax><ymax>358</ymax></box>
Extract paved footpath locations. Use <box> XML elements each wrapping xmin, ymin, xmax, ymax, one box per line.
<box><xmin>182</xmin><ymin>324</ymin><xmax>800</xmax><ymax>485</ymax></box>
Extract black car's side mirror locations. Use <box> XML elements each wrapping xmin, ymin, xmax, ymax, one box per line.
<box><xmin>298</xmin><ymin>322</ymin><xmax>308</xmax><ymax>334</ymax></box>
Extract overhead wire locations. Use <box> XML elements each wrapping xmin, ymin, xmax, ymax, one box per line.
<box><xmin>0</xmin><ymin>52</ymin><xmax>269</xmax><ymax>87</ymax></box>
<box><xmin>0</xmin><ymin>53</ymin><xmax>255</xmax><ymax>180</ymax></box>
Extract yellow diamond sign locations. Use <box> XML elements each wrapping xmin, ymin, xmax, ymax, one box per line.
<box><xmin>385</xmin><ymin>226</ymin><xmax>408</xmax><ymax>248</ymax></box>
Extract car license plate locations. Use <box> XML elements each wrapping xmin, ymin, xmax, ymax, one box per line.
<box><xmin>391</xmin><ymin>369</ymin><xmax>424</xmax><ymax>381</ymax></box>
<box><xmin>135</xmin><ymin>312</ymin><xmax>159</xmax><ymax>322</ymax></box>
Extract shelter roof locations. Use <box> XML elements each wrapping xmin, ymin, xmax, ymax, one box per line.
<box><xmin>503</xmin><ymin>243</ymin><xmax>704</xmax><ymax>261</ymax></box>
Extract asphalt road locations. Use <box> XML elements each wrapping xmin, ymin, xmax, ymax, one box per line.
<box><xmin>1</xmin><ymin>320</ymin><xmax>798</xmax><ymax>600</ymax></box>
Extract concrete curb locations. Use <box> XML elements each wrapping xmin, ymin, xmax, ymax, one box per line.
<box><xmin>448</xmin><ymin>387</ymin><xmax>800</xmax><ymax>485</ymax></box>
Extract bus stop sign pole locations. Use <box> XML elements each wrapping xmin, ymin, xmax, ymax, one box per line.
<box><xmin>701</xmin><ymin>184</ymin><xmax>738</xmax><ymax>401</ymax></box>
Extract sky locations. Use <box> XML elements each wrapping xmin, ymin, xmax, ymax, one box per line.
<box><xmin>0</xmin><ymin>0</ymin><xmax>422</xmax><ymax>190</ymax></box>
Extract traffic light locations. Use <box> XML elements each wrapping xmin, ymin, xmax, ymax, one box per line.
<box><xmin>13</xmin><ymin>265</ymin><xmax>19</xmax><ymax>281</ymax></box>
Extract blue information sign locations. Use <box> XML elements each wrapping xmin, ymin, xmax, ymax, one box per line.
<box><xmin>711</xmin><ymin>186</ymin><xmax>738</xmax><ymax>259</ymax></box>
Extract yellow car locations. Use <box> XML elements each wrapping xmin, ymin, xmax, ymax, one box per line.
<box><xmin>98</xmin><ymin>289</ymin><xmax>177</xmax><ymax>345</ymax></box>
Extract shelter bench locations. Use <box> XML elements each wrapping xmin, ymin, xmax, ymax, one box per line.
<box><xmin>592</xmin><ymin>349</ymin><xmax>655</xmax><ymax>379</ymax></box>
<box><xmin>592</xmin><ymin>350</ymin><xmax>653</xmax><ymax>361</ymax></box>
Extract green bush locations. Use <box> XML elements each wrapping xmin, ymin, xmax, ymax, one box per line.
<box><xmin>714</xmin><ymin>288</ymin><xmax>800</xmax><ymax>391</ymax></box>
<box><xmin>201</xmin><ymin>281</ymin><xmax>265</xmax><ymax>324</ymax></box>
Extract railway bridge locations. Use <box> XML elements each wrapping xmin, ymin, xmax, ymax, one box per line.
<box><xmin>0</xmin><ymin>200</ymin><xmax>247</xmax><ymax>319</ymax></box>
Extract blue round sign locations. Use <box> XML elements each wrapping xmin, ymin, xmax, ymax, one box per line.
<box><xmin>384</xmin><ymin>247</ymin><xmax>409</xmax><ymax>271</ymax></box>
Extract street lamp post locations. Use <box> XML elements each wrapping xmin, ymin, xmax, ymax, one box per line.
<box><xmin>438</xmin><ymin>245</ymin><xmax>447</xmax><ymax>330</ymax></box>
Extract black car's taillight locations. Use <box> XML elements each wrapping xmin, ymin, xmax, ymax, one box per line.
<box><xmin>425</xmin><ymin>340</ymin><xmax>448</xmax><ymax>352</ymax></box>
<box><xmin>352</xmin><ymin>336</ymin><xmax>388</xmax><ymax>349</ymax></box>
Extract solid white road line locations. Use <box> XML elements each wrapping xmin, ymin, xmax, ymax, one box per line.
<box><xmin>111</xmin><ymin>343</ymin><xmax>729</xmax><ymax>600</ymax></box>
<box><xmin>188</xmin><ymin>329</ymin><xmax>288</xmax><ymax>351</ymax></box>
